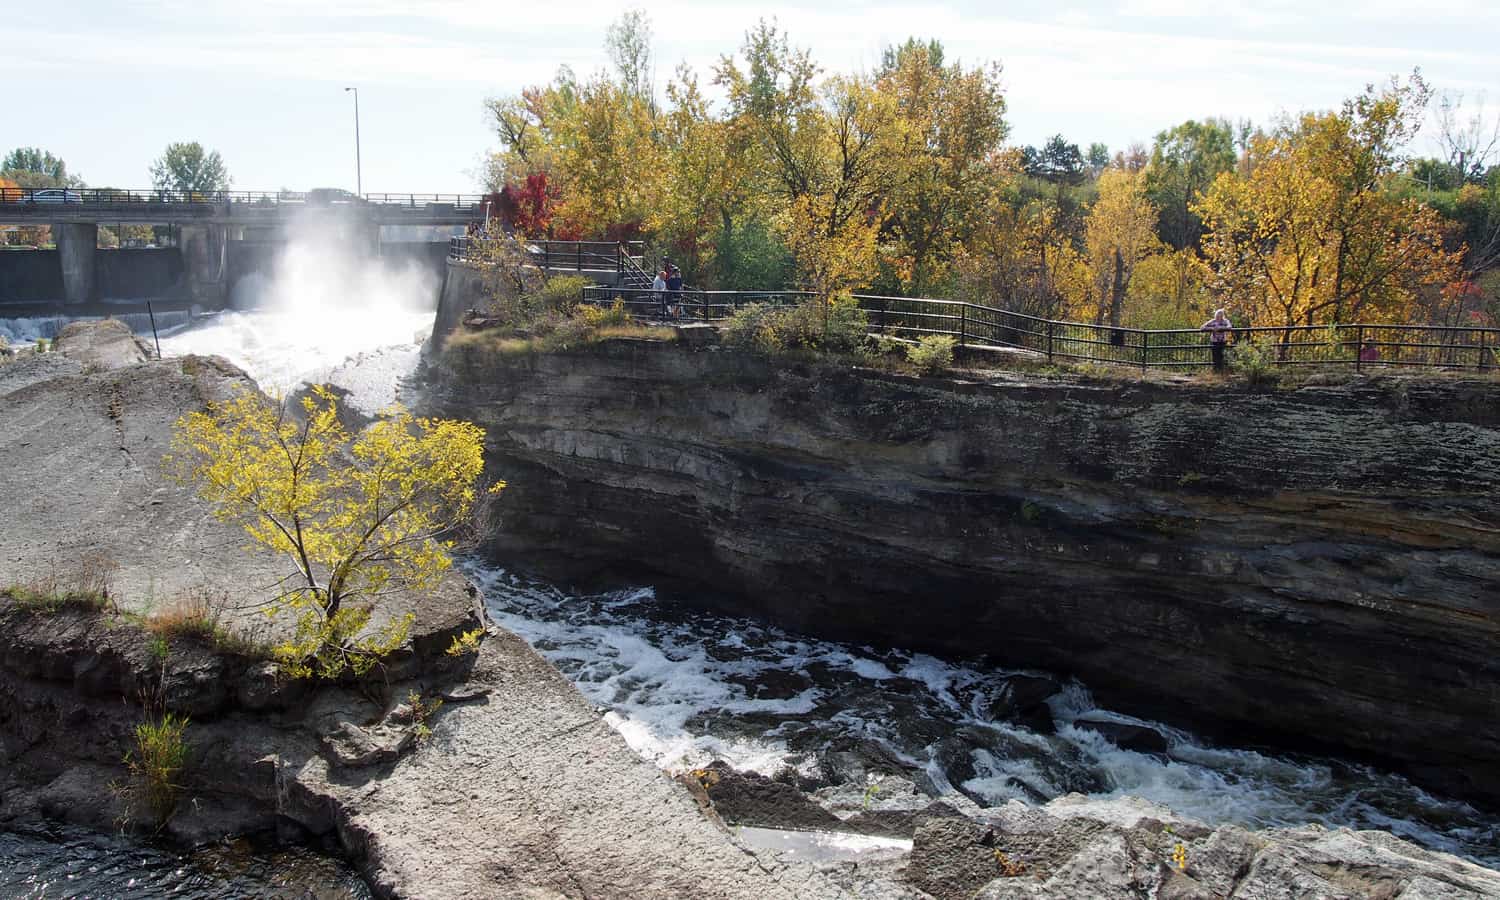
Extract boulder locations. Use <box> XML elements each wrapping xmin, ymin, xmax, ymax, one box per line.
<box><xmin>1072</xmin><ymin>715</ymin><xmax>1171</xmax><ymax>755</ymax></box>
<box><xmin>52</xmin><ymin>319</ymin><xmax>151</xmax><ymax>370</ymax></box>
<box><xmin>697</xmin><ymin>761</ymin><xmax>845</xmax><ymax>830</ymax></box>
<box><xmin>907</xmin><ymin>817</ymin><xmax>1009</xmax><ymax>900</ymax></box>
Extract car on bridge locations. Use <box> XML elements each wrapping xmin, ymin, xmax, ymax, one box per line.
<box><xmin>26</xmin><ymin>189</ymin><xmax>84</xmax><ymax>204</ymax></box>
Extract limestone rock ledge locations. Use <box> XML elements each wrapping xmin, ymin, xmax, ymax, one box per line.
<box><xmin>424</xmin><ymin>340</ymin><xmax>1500</xmax><ymax>806</ymax></box>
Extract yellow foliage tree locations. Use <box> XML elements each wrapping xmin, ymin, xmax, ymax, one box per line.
<box><xmin>1079</xmin><ymin>168</ymin><xmax>1162</xmax><ymax>326</ymax></box>
<box><xmin>877</xmin><ymin>39</ymin><xmax>1009</xmax><ymax>294</ymax></box>
<box><xmin>168</xmin><ymin>386</ymin><xmax>502</xmax><ymax>678</ymax></box>
<box><xmin>1197</xmin><ymin>74</ymin><xmax>1463</xmax><ymax>329</ymax></box>
<box><xmin>1126</xmin><ymin>248</ymin><xmax>1214</xmax><ymax>328</ymax></box>
<box><xmin>955</xmin><ymin>189</ymin><xmax>1086</xmax><ymax>321</ymax></box>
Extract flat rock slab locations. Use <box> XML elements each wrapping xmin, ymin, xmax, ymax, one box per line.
<box><xmin>291</xmin><ymin>627</ymin><xmax>838</xmax><ymax>899</ymax></box>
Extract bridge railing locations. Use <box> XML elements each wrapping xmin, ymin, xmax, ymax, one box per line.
<box><xmin>573</xmin><ymin>288</ymin><xmax>1500</xmax><ymax>372</ymax></box>
<box><xmin>0</xmin><ymin>188</ymin><xmax>487</xmax><ymax>210</ymax></box>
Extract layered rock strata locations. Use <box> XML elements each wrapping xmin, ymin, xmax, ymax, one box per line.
<box><xmin>425</xmin><ymin>339</ymin><xmax>1500</xmax><ymax>805</ymax></box>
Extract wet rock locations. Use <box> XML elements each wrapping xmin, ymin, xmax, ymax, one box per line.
<box><xmin>982</xmin><ymin>674</ymin><xmax>1061</xmax><ymax>734</ymax></box>
<box><xmin>932</xmin><ymin>725</ymin><xmax>1108</xmax><ymax>807</ymax></box>
<box><xmin>907</xmin><ymin>817</ymin><xmax>1006</xmax><ymax>900</ymax></box>
<box><xmin>698</xmin><ymin>761</ymin><xmax>845</xmax><ymax>830</ymax></box>
<box><xmin>1072</xmin><ymin>715</ymin><xmax>1171</xmax><ymax>755</ymax></box>
<box><xmin>842</xmin><ymin>799</ymin><xmax>972</xmax><ymax>839</ymax></box>
<box><xmin>816</xmin><ymin>738</ymin><xmax>921</xmax><ymax>788</ymax></box>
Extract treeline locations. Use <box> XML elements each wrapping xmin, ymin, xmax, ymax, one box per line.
<box><xmin>486</xmin><ymin>15</ymin><xmax>1498</xmax><ymax>330</ymax></box>
<box><xmin>1</xmin><ymin>142</ymin><xmax>230</xmax><ymax>248</ymax></box>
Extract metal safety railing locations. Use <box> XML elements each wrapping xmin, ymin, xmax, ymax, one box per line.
<box><xmin>0</xmin><ymin>188</ymin><xmax>486</xmax><ymax>210</ymax></box>
<box><xmin>575</xmin><ymin>288</ymin><xmax>1500</xmax><ymax>372</ymax></box>
<box><xmin>450</xmin><ymin>238</ymin><xmax>646</xmax><ymax>273</ymax></box>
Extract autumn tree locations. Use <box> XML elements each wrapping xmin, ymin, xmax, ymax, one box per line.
<box><xmin>168</xmin><ymin>387</ymin><xmax>501</xmax><ymax>678</ymax></box>
<box><xmin>1080</xmin><ymin>169</ymin><xmax>1161</xmax><ymax>326</ymax></box>
<box><xmin>1197</xmin><ymin>73</ymin><xmax>1462</xmax><ymax>330</ymax></box>
<box><xmin>956</xmin><ymin>171</ymin><xmax>1087</xmax><ymax>321</ymax></box>
<box><xmin>876</xmin><ymin>38</ymin><xmax>1008</xmax><ymax>294</ymax></box>
<box><xmin>717</xmin><ymin>23</ymin><xmax>902</xmax><ymax>295</ymax></box>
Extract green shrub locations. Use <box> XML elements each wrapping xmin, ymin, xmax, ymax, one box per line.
<box><xmin>533</xmin><ymin>275</ymin><xmax>591</xmax><ymax>316</ymax></box>
<box><xmin>721</xmin><ymin>298</ymin><xmax>869</xmax><ymax>357</ymax></box>
<box><xmin>818</xmin><ymin>294</ymin><xmax>869</xmax><ymax>354</ymax></box>
<box><xmin>721</xmin><ymin>303</ymin><xmax>783</xmax><ymax>353</ymax></box>
<box><xmin>907</xmin><ymin>335</ymin><xmax>956</xmax><ymax>374</ymax></box>
<box><xmin>1232</xmin><ymin>337</ymin><xmax>1281</xmax><ymax>386</ymax></box>
<box><xmin>125</xmin><ymin>713</ymin><xmax>189</xmax><ymax>826</ymax></box>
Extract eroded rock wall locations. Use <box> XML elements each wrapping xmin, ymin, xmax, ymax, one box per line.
<box><xmin>425</xmin><ymin>341</ymin><xmax>1500</xmax><ymax>805</ymax></box>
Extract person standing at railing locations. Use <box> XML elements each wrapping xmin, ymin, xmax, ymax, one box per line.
<box><xmin>667</xmin><ymin>265</ymin><xmax>684</xmax><ymax>318</ymax></box>
<box><xmin>652</xmin><ymin>267</ymin><xmax>668</xmax><ymax>319</ymax></box>
<box><xmin>1201</xmin><ymin>308</ymin><xmax>1234</xmax><ymax>372</ymax></box>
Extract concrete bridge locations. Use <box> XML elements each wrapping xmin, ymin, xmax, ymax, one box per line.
<box><xmin>0</xmin><ymin>189</ymin><xmax>485</xmax><ymax>308</ymax></box>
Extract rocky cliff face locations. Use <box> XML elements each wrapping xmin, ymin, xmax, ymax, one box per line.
<box><xmin>425</xmin><ymin>340</ymin><xmax>1500</xmax><ymax>806</ymax></box>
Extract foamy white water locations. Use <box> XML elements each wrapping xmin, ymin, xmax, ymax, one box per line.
<box><xmin>465</xmin><ymin>563</ymin><xmax>1500</xmax><ymax>868</ymax></box>
<box><xmin>158</xmin><ymin>308</ymin><xmax>432</xmax><ymax>411</ymax></box>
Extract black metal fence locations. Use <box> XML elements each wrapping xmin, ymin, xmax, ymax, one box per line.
<box><xmin>581</xmin><ymin>286</ymin><xmax>814</xmax><ymax>320</ymax></box>
<box><xmin>0</xmin><ymin>188</ymin><xmax>486</xmax><ymax>209</ymax></box>
<box><xmin>451</xmin><ymin>239</ymin><xmax>647</xmax><ymax>274</ymax></box>
<box><xmin>576</xmin><ymin>288</ymin><xmax>1500</xmax><ymax>372</ymax></box>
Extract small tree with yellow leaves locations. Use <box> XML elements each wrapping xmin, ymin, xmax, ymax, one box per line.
<box><xmin>168</xmin><ymin>386</ymin><xmax>502</xmax><ymax>679</ymax></box>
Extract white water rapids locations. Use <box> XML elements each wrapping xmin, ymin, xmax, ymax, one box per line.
<box><xmin>2</xmin><ymin>259</ymin><xmax>1497</xmax><ymax>872</ymax></box>
<box><xmin>464</xmin><ymin>566</ymin><xmax>1500</xmax><ymax>868</ymax></box>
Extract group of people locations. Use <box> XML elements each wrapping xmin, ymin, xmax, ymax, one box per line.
<box><xmin>651</xmin><ymin>261</ymin><xmax>685</xmax><ymax>319</ymax></box>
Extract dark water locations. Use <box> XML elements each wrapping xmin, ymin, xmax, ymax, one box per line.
<box><xmin>0</xmin><ymin>826</ymin><xmax>370</xmax><ymax>899</ymax></box>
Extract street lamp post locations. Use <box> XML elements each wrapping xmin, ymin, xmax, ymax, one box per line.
<box><xmin>344</xmin><ymin>86</ymin><xmax>362</xmax><ymax>196</ymax></box>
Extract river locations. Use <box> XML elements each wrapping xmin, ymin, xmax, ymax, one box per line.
<box><xmin>463</xmin><ymin>563</ymin><xmax>1500</xmax><ymax>869</ymax></box>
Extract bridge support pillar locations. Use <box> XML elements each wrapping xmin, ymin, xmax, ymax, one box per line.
<box><xmin>179</xmin><ymin>223</ymin><xmax>227</xmax><ymax>307</ymax></box>
<box><xmin>56</xmin><ymin>223</ymin><xmax>97</xmax><ymax>305</ymax></box>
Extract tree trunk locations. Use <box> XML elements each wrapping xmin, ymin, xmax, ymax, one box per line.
<box><xmin>1109</xmin><ymin>247</ymin><xmax>1127</xmax><ymax>328</ymax></box>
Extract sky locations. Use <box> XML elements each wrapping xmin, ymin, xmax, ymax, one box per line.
<box><xmin>5</xmin><ymin>1</ymin><xmax>1497</xmax><ymax>194</ymax></box>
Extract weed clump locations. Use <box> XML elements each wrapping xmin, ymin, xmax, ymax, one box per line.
<box><xmin>142</xmin><ymin>590</ymin><xmax>273</xmax><ymax>659</ymax></box>
<box><xmin>123</xmin><ymin>712</ymin><xmax>190</xmax><ymax>828</ymax></box>
<box><xmin>3</xmin><ymin>552</ymin><xmax>118</xmax><ymax>614</ymax></box>
<box><xmin>906</xmin><ymin>335</ymin><xmax>956</xmax><ymax>374</ymax></box>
